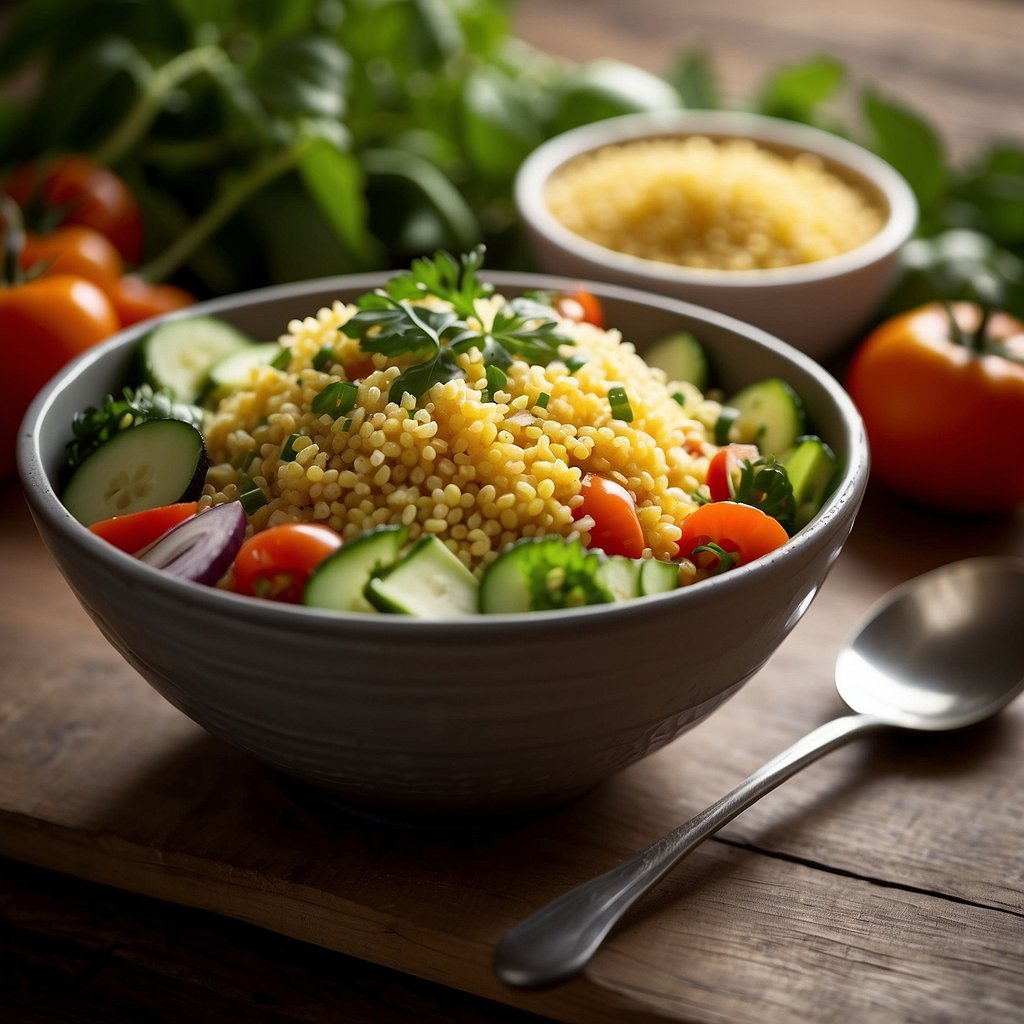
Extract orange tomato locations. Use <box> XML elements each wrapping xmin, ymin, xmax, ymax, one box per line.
<box><xmin>89</xmin><ymin>502</ymin><xmax>199</xmax><ymax>554</ymax></box>
<box><xmin>105</xmin><ymin>274</ymin><xmax>196</xmax><ymax>327</ymax></box>
<box><xmin>5</xmin><ymin>154</ymin><xmax>144</xmax><ymax>265</ymax></box>
<box><xmin>846</xmin><ymin>302</ymin><xmax>1024</xmax><ymax>511</ymax></box>
<box><xmin>574</xmin><ymin>473</ymin><xmax>645</xmax><ymax>558</ymax></box>
<box><xmin>1</xmin><ymin>274</ymin><xmax>120</xmax><ymax>479</ymax></box>
<box><xmin>678</xmin><ymin>501</ymin><xmax>789</xmax><ymax>572</ymax></box>
<box><xmin>20</xmin><ymin>225</ymin><xmax>123</xmax><ymax>286</ymax></box>
<box><xmin>705</xmin><ymin>443</ymin><xmax>761</xmax><ymax>502</ymax></box>
<box><xmin>232</xmin><ymin>523</ymin><xmax>343</xmax><ymax>602</ymax></box>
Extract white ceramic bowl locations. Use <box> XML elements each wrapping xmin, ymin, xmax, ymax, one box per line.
<box><xmin>18</xmin><ymin>273</ymin><xmax>869</xmax><ymax>821</ymax></box>
<box><xmin>515</xmin><ymin>110</ymin><xmax>918</xmax><ymax>361</ymax></box>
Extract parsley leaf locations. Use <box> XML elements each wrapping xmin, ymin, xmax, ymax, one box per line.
<box><xmin>343</xmin><ymin>248</ymin><xmax>573</xmax><ymax>403</ymax></box>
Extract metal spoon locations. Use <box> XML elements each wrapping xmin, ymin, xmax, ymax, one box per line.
<box><xmin>494</xmin><ymin>556</ymin><xmax>1024</xmax><ymax>989</ymax></box>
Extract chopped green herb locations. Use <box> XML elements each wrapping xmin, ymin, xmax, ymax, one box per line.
<box><xmin>233</xmin><ymin>450</ymin><xmax>257</xmax><ymax>472</ymax></box>
<box><xmin>268</xmin><ymin>346</ymin><xmax>291</xmax><ymax>370</ymax></box>
<box><xmin>341</xmin><ymin>417</ymin><xmax>353</xmax><ymax>432</ymax></box>
<box><xmin>280</xmin><ymin>433</ymin><xmax>302</xmax><ymax>462</ymax></box>
<box><xmin>312</xmin><ymin>380</ymin><xmax>359</xmax><ymax>417</ymax></box>
<box><xmin>237</xmin><ymin>473</ymin><xmax>267</xmax><ymax>513</ymax></box>
<box><xmin>484</xmin><ymin>364</ymin><xmax>507</xmax><ymax>402</ymax></box>
<box><xmin>535</xmin><ymin>391</ymin><xmax>550</xmax><ymax>409</ymax></box>
<box><xmin>608</xmin><ymin>385</ymin><xmax>634</xmax><ymax>422</ymax></box>
<box><xmin>312</xmin><ymin>346</ymin><xmax>335</xmax><ymax>372</ymax></box>
<box><xmin>565</xmin><ymin>355</ymin><xmax>588</xmax><ymax>373</ymax></box>
<box><xmin>344</xmin><ymin>248</ymin><xmax>573</xmax><ymax>403</ymax></box>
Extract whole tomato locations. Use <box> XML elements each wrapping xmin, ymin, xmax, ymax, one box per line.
<box><xmin>1</xmin><ymin>198</ymin><xmax>120</xmax><ymax>479</ymax></box>
<box><xmin>4</xmin><ymin>154</ymin><xmax>144</xmax><ymax>265</ymax></box>
<box><xmin>20</xmin><ymin>224</ymin><xmax>123</xmax><ymax>286</ymax></box>
<box><xmin>845</xmin><ymin>301</ymin><xmax>1024</xmax><ymax>511</ymax></box>
<box><xmin>105</xmin><ymin>273</ymin><xmax>195</xmax><ymax>327</ymax></box>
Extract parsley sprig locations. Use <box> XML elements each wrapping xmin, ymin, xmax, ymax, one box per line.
<box><xmin>343</xmin><ymin>248</ymin><xmax>573</xmax><ymax>403</ymax></box>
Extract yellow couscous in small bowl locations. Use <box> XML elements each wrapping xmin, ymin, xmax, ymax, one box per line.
<box><xmin>516</xmin><ymin>111</ymin><xmax>917</xmax><ymax>361</ymax></box>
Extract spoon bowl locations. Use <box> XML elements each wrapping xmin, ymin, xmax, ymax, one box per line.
<box><xmin>495</xmin><ymin>557</ymin><xmax>1024</xmax><ymax>989</ymax></box>
<box><xmin>837</xmin><ymin>556</ymin><xmax>1024</xmax><ymax>730</ymax></box>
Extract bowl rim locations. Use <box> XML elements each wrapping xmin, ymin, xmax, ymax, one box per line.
<box><xmin>514</xmin><ymin>109</ymin><xmax>919</xmax><ymax>289</ymax></box>
<box><xmin>17</xmin><ymin>270</ymin><xmax>868</xmax><ymax>636</ymax></box>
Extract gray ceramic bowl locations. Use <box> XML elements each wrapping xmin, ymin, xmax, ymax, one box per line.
<box><xmin>18</xmin><ymin>273</ymin><xmax>868</xmax><ymax>820</ymax></box>
<box><xmin>516</xmin><ymin>110</ymin><xmax>918</xmax><ymax>361</ymax></box>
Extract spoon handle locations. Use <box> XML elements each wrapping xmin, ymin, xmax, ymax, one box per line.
<box><xmin>494</xmin><ymin>712</ymin><xmax>888</xmax><ymax>989</ymax></box>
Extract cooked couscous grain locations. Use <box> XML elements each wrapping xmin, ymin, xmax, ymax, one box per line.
<box><xmin>545</xmin><ymin>136</ymin><xmax>884</xmax><ymax>270</ymax></box>
<box><xmin>200</xmin><ymin>295</ymin><xmax>723</xmax><ymax>573</ymax></box>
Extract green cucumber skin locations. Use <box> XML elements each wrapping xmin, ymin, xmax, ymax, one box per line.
<box><xmin>303</xmin><ymin>525</ymin><xmax>408</xmax><ymax>613</ymax></box>
<box><xmin>644</xmin><ymin>331</ymin><xmax>710</xmax><ymax>391</ymax></box>
<box><xmin>140</xmin><ymin>316</ymin><xmax>254</xmax><ymax>403</ymax></box>
<box><xmin>364</xmin><ymin>535</ymin><xmax>478</xmax><ymax>618</ymax></box>
<box><xmin>783</xmin><ymin>435</ymin><xmax>840</xmax><ymax>529</ymax></box>
<box><xmin>478</xmin><ymin>545</ymin><xmax>533</xmax><ymax>614</ymax></box>
<box><xmin>63</xmin><ymin>419</ymin><xmax>208</xmax><ymax>527</ymax></box>
<box><xmin>638</xmin><ymin>558</ymin><xmax>679</xmax><ymax>596</ymax></box>
<box><xmin>726</xmin><ymin>377</ymin><xmax>806</xmax><ymax>457</ymax></box>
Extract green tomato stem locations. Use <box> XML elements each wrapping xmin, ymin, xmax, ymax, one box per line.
<box><xmin>91</xmin><ymin>45</ymin><xmax>229</xmax><ymax>168</ymax></box>
<box><xmin>136</xmin><ymin>144</ymin><xmax>304</xmax><ymax>283</ymax></box>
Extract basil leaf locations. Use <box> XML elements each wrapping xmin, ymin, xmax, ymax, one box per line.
<box><xmin>248</xmin><ymin>35</ymin><xmax>350</xmax><ymax>121</ymax></box>
<box><xmin>757</xmin><ymin>56</ymin><xmax>846</xmax><ymax>124</ymax></box>
<box><xmin>665</xmin><ymin>50</ymin><xmax>721</xmax><ymax>110</ymax></box>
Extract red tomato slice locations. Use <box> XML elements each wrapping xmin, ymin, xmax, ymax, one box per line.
<box><xmin>678</xmin><ymin>501</ymin><xmax>788</xmax><ymax>572</ymax></box>
<box><xmin>88</xmin><ymin>502</ymin><xmax>199</xmax><ymax>554</ymax></box>
<box><xmin>232</xmin><ymin>522</ymin><xmax>343</xmax><ymax>603</ymax></box>
<box><xmin>706</xmin><ymin>443</ymin><xmax>760</xmax><ymax>502</ymax></box>
<box><xmin>574</xmin><ymin>473</ymin><xmax>645</xmax><ymax>558</ymax></box>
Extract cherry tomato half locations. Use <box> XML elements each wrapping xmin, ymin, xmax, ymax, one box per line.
<box><xmin>106</xmin><ymin>274</ymin><xmax>196</xmax><ymax>327</ymax></box>
<box><xmin>553</xmin><ymin>289</ymin><xmax>605</xmax><ymax>329</ymax></box>
<box><xmin>705</xmin><ymin>443</ymin><xmax>761</xmax><ymax>502</ymax></box>
<box><xmin>678</xmin><ymin>501</ymin><xmax>788</xmax><ymax>573</ymax></box>
<box><xmin>574</xmin><ymin>473</ymin><xmax>645</xmax><ymax>558</ymax></box>
<box><xmin>232</xmin><ymin>523</ymin><xmax>343</xmax><ymax>603</ymax></box>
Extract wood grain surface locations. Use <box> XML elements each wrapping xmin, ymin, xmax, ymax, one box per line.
<box><xmin>4</xmin><ymin>2</ymin><xmax>1024</xmax><ymax>1022</ymax></box>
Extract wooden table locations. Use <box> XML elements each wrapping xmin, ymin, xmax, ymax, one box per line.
<box><xmin>3</xmin><ymin>2</ymin><xmax>1024</xmax><ymax>1021</ymax></box>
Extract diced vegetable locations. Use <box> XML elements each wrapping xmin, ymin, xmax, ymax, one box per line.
<box><xmin>678</xmin><ymin>501</ymin><xmax>789</xmax><ymax>573</ymax></box>
<box><xmin>595</xmin><ymin>556</ymin><xmax>641</xmax><ymax>602</ymax></box>
<box><xmin>304</xmin><ymin>525</ymin><xmax>409</xmax><ymax>613</ymax></box>
<box><xmin>725</xmin><ymin>378</ymin><xmax>807</xmax><ymax>456</ymax></box>
<box><xmin>365</xmin><ymin>535</ymin><xmax>479</xmax><ymax>617</ymax></box>
<box><xmin>574</xmin><ymin>473</ymin><xmax>645</xmax><ymax>559</ymax></box>
<box><xmin>139</xmin><ymin>316</ymin><xmax>255</xmax><ymax>402</ymax></box>
<box><xmin>88</xmin><ymin>501</ymin><xmax>198</xmax><ymax>554</ymax></box>
<box><xmin>644</xmin><ymin>331</ymin><xmax>710</xmax><ymax>390</ymax></box>
<box><xmin>63</xmin><ymin>418</ymin><xmax>208</xmax><ymax>526</ymax></box>
<box><xmin>783</xmin><ymin>436</ymin><xmax>840</xmax><ymax>529</ymax></box>
<box><xmin>138</xmin><ymin>501</ymin><xmax>246</xmax><ymax>586</ymax></box>
<box><xmin>638</xmin><ymin>557</ymin><xmax>680</xmax><ymax>595</ymax></box>
<box><xmin>231</xmin><ymin>522</ymin><xmax>343</xmax><ymax>603</ymax></box>
<box><xmin>202</xmin><ymin>341</ymin><xmax>289</xmax><ymax>405</ymax></box>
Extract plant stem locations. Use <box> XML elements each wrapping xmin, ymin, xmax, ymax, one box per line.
<box><xmin>135</xmin><ymin>145</ymin><xmax>303</xmax><ymax>283</ymax></box>
<box><xmin>91</xmin><ymin>45</ymin><xmax>229</xmax><ymax>168</ymax></box>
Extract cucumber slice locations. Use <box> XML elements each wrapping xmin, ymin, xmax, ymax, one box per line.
<box><xmin>595</xmin><ymin>556</ymin><xmax>640</xmax><ymax>602</ymax></box>
<box><xmin>203</xmin><ymin>341</ymin><xmax>289</xmax><ymax>406</ymax></box>
<box><xmin>644</xmin><ymin>331</ymin><xmax>710</xmax><ymax>390</ymax></box>
<box><xmin>365</xmin><ymin>535</ymin><xmax>478</xmax><ymax>618</ymax></box>
<box><xmin>63</xmin><ymin>419</ymin><xmax>208</xmax><ymax>527</ymax></box>
<box><xmin>714</xmin><ymin>406</ymin><xmax>741</xmax><ymax>446</ymax></box>
<box><xmin>303</xmin><ymin>525</ymin><xmax>408</xmax><ymax>614</ymax></box>
<box><xmin>783</xmin><ymin>435</ymin><xmax>840</xmax><ymax>530</ymax></box>
<box><xmin>638</xmin><ymin>558</ymin><xmax>679</xmax><ymax>596</ymax></box>
<box><xmin>726</xmin><ymin>378</ymin><xmax>806</xmax><ymax>457</ymax></box>
<box><xmin>139</xmin><ymin>316</ymin><xmax>255</xmax><ymax>402</ymax></box>
<box><xmin>479</xmin><ymin>536</ymin><xmax>615</xmax><ymax>613</ymax></box>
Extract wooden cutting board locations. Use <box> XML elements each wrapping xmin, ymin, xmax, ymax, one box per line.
<box><xmin>2</xmin><ymin>479</ymin><xmax>1023</xmax><ymax>1024</ymax></box>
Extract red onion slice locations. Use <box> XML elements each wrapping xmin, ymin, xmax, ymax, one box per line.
<box><xmin>138</xmin><ymin>501</ymin><xmax>246</xmax><ymax>586</ymax></box>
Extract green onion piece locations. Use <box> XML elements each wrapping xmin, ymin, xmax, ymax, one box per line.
<box><xmin>233</xmin><ymin>450</ymin><xmax>256</xmax><ymax>472</ymax></box>
<box><xmin>341</xmin><ymin>417</ymin><xmax>353</xmax><ymax>432</ymax></box>
<box><xmin>237</xmin><ymin>473</ymin><xmax>267</xmax><ymax>514</ymax></box>
<box><xmin>608</xmin><ymin>385</ymin><xmax>633</xmax><ymax>422</ymax></box>
<box><xmin>565</xmin><ymin>355</ymin><xmax>587</xmax><ymax>373</ymax></box>
<box><xmin>312</xmin><ymin>346</ymin><xmax>334</xmax><ymax>372</ymax></box>
<box><xmin>280</xmin><ymin>433</ymin><xmax>302</xmax><ymax>462</ymax></box>
<box><xmin>312</xmin><ymin>380</ymin><xmax>359</xmax><ymax>417</ymax></box>
<box><xmin>269</xmin><ymin>346</ymin><xmax>290</xmax><ymax>371</ymax></box>
<box><xmin>535</xmin><ymin>391</ymin><xmax>550</xmax><ymax>410</ymax></box>
<box><xmin>714</xmin><ymin>406</ymin><xmax>740</xmax><ymax>445</ymax></box>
